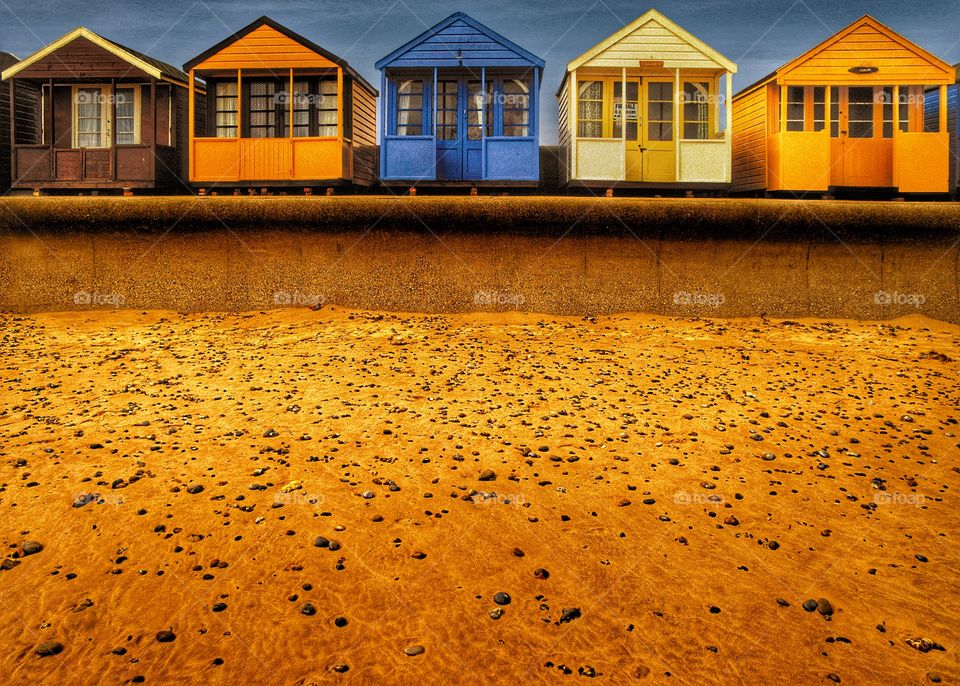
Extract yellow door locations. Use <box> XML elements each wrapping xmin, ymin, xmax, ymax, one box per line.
<box><xmin>616</xmin><ymin>81</ymin><xmax>642</xmax><ymax>181</ymax></box>
<box><xmin>642</xmin><ymin>79</ymin><xmax>676</xmax><ymax>183</ymax></box>
<box><xmin>834</xmin><ymin>86</ymin><xmax>892</xmax><ymax>187</ymax></box>
<box><xmin>619</xmin><ymin>79</ymin><xmax>675</xmax><ymax>182</ymax></box>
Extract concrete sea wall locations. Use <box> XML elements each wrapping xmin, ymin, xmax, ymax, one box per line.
<box><xmin>0</xmin><ymin>197</ymin><xmax>957</xmax><ymax>321</ymax></box>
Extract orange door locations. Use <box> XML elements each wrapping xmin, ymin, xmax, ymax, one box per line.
<box><xmin>832</xmin><ymin>86</ymin><xmax>893</xmax><ymax>187</ymax></box>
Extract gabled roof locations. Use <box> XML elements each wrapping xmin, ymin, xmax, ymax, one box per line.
<box><xmin>777</xmin><ymin>14</ymin><xmax>951</xmax><ymax>81</ymax></box>
<box><xmin>566</xmin><ymin>9</ymin><xmax>737</xmax><ymax>73</ymax></box>
<box><xmin>735</xmin><ymin>15</ymin><xmax>954</xmax><ymax>97</ymax></box>
<box><xmin>0</xmin><ymin>52</ymin><xmax>19</xmax><ymax>72</ymax></box>
<box><xmin>375</xmin><ymin>12</ymin><xmax>545</xmax><ymax>70</ymax></box>
<box><xmin>1</xmin><ymin>27</ymin><xmax>189</xmax><ymax>84</ymax></box>
<box><xmin>183</xmin><ymin>16</ymin><xmax>377</xmax><ymax>95</ymax></box>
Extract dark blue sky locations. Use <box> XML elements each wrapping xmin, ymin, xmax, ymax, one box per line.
<box><xmin>2</xmin><ymin>0</ymin><xmax>958</xmax><ymax>143</ymax></box>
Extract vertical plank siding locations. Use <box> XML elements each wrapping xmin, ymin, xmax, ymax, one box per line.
<box><xmin>351</xmin><ymin>78</ymin><xmax>378</xmax><ymax>186</ymax></box>
<box><xmin>731</xmin><ymin>83</ymin><xmax>769</xmax><ymax>192</ymax></box>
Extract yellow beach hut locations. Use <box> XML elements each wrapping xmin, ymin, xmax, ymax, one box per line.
<box><xmin>732</xmin><ymin>15</ymin><xmax>953</xmax><ymax>195</ymax></box>
<box><xmin>557</xmin><ymin>9</ymin><xmax>737</xmax><ymax>190</ymax></box>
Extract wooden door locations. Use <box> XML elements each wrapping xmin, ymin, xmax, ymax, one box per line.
<box><xmin>834</xmin><ymin>86</ymin><xmax>892</xmax><ymax>187</ymax></box>
<box><xmin>642</xmin><ymin>79</ymin><xmax>675</xmax><ymax>183</ymax></box>
<box><xmin>616</xmin><ymin>81</ymin><xmax>642</xmax><ymax>181</ymax></box>
<box><xmin>435</xmin><ymin>79</ymin><xmax>462</xmax><ymax>181</ymax></box>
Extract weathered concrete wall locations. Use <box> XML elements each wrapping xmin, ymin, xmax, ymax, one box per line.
<box><xmin>0</xmin><ymin>197</ymin><xmax>957</xmax><ymax>321</ymax></box>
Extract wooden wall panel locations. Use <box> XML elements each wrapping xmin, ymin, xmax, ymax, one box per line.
<box><xmin>351</xmin><ymin>78</ymin><xmax>377</xmax><ymax>186</ymax></box>
<box><xmin>731</xmin><ymin>84</ymin><xmax>769</xmax><ymax>192</ymax></box>
<box><xmin>193</xmin><ymin>25</ymin><xmax>336</xmax><ymax>71</ymax></box>
<box><xmin>15</xmin><ymin>36</ymin><xmax>152</xmax><ymax>79</ymax></box>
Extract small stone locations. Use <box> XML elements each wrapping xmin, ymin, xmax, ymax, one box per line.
<box><xmin>489</xmin><ymin>608</ymin><xmax>504</xmax><ymax>620</ymax></box>
<box><xmin>493</xmin><ymin>592</ymin><xmax>511</xmax><ymax>606</ymax></box>
<box><xmin>817</xmin><ymin>598</ymin><xmax>834</xmax><ymax>617</ymax></box>
<box><xmin>212</xmin><ymin>603</ymin><xmax>227</xmax><ymax>612</ymax></box>
<box><xmin>533</xmin><ymin>567</ymin><xmax>550</xmax><ymax>580</ymax></box>
<box><xmin>314</xmin><ymin>536</ymin><xmax>330</xmax><ymax>548</ymax></box>
<box><xmin>155</xmin><ymin>630</ymin><xmax>176</xmax><ymax>643</ymax></box>
<box><xmin>21</xmin><ymin>541</ymin><xmax>43</xmax><ymax>556</ymax></box>
<box><xmin>802</xmin><ymin>599</ymin><xmax>818</xmax><ymax>612</ymax></box>
<box><xmin>478</xmin><ymin>469</ymin><xmax>496</xmax><ymax>482</ymax></box>
<box><xmin>332</xmin><ymin>664</ymin><xmax>349</xmax><ymax>673</ymax></box>
<box><xmin>301</xmin><ymin>603</ymin><xmax>316</xmax><ymax>616</ymax></box>
<box><xmin>35</xmin><ymin>641</ymin><xmax>63</xmax><ymax>657</ymax></box>
<box><xmin>404</xmin><ymin>645</ymin><xmax>425</xmax><ymax>656</ymax></box>
<box><xmin>559</xmin><ymin>607</ymin><xmax>581</xmax><ymax>624</ymax></box>
<box><xmin>915</xmin><ymin>554</ymin><xmax>928</xmax><ymax>563</ymax></box>
<box><xmin>263</xmin><ymin>429</ymin><xmax>279</xmax><ymax>438</ymax></box>
<box><xmin>186</xmin><ymin>485</ymin><xmax>204</xmax><ymax>494</ymax></box>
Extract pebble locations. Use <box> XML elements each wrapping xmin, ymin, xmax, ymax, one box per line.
<box><xmin>478</xmin><ymin>469</ymin><xmax>496</xmax><ymax>482</ymax></box>
<box><xmin>404</xmin><ymin>645</ymin><xmax>425</xmax><ymax>656</ymax></box>
<box><xmin>20</xmin><ymin>540</ymin><xmax>43</xmax><ymax>556</ymax></box>
<box><xmin>493</xmin><ymin>592</ymin><xmax>511</xmax><ymax>606</ymax></box>
<box><xmin>35</xmin><ymin>641</ymin><xmax>63</xmax><ymax>657</ymax></box>
<box><xmin>155</xmin><ymin>631</ymin><xmax>176</xmax><ymax>643</ymax></box>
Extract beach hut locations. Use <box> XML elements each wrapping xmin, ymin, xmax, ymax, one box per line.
<box><xmin>557</xmin><ymin>9</ymin><xmax>737</xmax><ymax>190</ymax></box>
<box><xmin>923</xmin><ymin>63</ymin><xmax>960</xmax><ymax>197</ymax></box>
<box><xmin>0</xmin><ymin>52</ymin><xmax>21</xmax><ymax>193</ymax></box>
<box><xmin>1</xmin><ymin>29</ymin><xmax>194</xmax><ymax>193</ymax></box>
<box><xmin>376</xmin><ymin>12</ymin><xmax>544</xmax><ymax>187</ymax></box>
<box><xmin>183</xmin><ymin>16</ymin><xmax>378</xmax><ymax>191</ymax></box>
<box><xmin>732</xmin><ymin>15</ymin><xmax>953</xmax><ymax>195</ymax></box>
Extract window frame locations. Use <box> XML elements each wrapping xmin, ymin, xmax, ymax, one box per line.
<box><xmin>71</xmin><ymin>84</ymin><xmax>142</xmax><ymax>148</ymax></box>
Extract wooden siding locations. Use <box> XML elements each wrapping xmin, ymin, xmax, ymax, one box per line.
<box><xmin>0</xmin><ymin>80</ymin><xmax>8</xmax><ymax>192</ymax></box>
<box><xmin>580</xmin><ymin>18</ymin><xmax>724</xmax><ymax>70</ymax></box>
<box><xmin>780</xmin><ymin>23</ymin><xmax>951</xmax><ymax>85</ymax></box>
<box><xmin>557</xmin><ymin>78</ymin><xmax>570</xmax><ymax>185</ymax></box>
<box><xmin>731</xmin><ymin>83</ymin><xmax>769</xmax><ymax>192</ymax></box>
<box><xmin>351</xmin><ymin>77</ymin><xmax>377</xmax><ymax>186</ymax></box>
<box><xmin>385</xmin><ymin>18</ymin><xmax>532</xmax><ymax>68</ymax></box>
<box><xmin>192</xmin><ymin>24</ymin><xmax>337</xmax><ymax>71</ymax></box>
<box><xmin>13</xmin><ymin>36</ymin><xmax>153</xmax><ymax>80</ymax></box>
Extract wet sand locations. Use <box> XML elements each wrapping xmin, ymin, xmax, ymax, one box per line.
<box><xmin>1</xmin><ymin>307</ymin><xmax>957</xmax><ymax>684</ymax></box>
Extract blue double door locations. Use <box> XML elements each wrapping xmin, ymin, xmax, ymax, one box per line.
<box><xmin>435</xmin><ymin>78</ymin><xmax>488</xmax><ymax>181</ymax></box>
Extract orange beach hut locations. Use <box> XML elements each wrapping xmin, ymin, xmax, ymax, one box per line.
<box><xmin>183</xmin><ymin>16</ymin><xmax>377</xmax><ymax>190</ymax></box>
<box><xmin>732</xmin><ymin>15</ymin><xmax>953</xmax><ymax>195</ymax></box>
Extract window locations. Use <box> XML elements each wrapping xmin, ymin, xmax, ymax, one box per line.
<box><xmin>293</xmin><ymin>80</ymin><xmax>311</xmax><ymax>137</ymax></box>
<box><xmin>72</xmin><ymin>85</ymin><xmax>141</xmax><ymax>147</ymax></box>
<box><xmin>647</xmin><ymin>82</ymin><xmax>673</xmax><ymax>141</ymax></box>
<box><xmin>578</xmin><ymin>80</ymin><xmax>603</xmax><ymax>138</ymax></box>
<box><xmin>812</xmin><ymin>87</ymin><xmax>825</xmax><ymax>132</ymax></box>
<box><xmin>830</xmin><ymin>86</ymin><xmax>839</xmax><ymax>137</ymax></box>
<box><xmin>882</xmin><ymin>86</ymin><xmax>894</xmax><ymax>138</ymax></box>
<box><xmin>683</xmin><ymin>82</ymin><xmax>710</xmax><ymax>139</ymax></box>
<box><xmin>467</xmin><ymin>81</ymin><xmax>492</xmax><ymax>141</ymax></box>
<box><xmin>613</xmin><ymin>81</ymin><xmax>638</xmax><ymax>140</ymax></box>
<box><xmin>115</xmin><ymin>87</ymin><xmax>137</xmax><ymax>145</ymax></box>
<box><xmin>785</xmin><ymin>86</ymin><xmax>805</xmax><ymax>132</ymax></box>
<box><xmin>316</xmin><ymin>78</ymin><xmax>338</xmax><ymax>137</ymax></box>
<box><xmin>501</xmin><ymin>79</ymin><xmax>530</xmax><ymax>137</ymax></box>
<box><xmin>436</xmin><ymin>80</ymin><xmax>458</xmax><ymax>141</ymax></box>
<box><xmin>396</xmin><ymin>79</ymin><xmax>424</xmax><ymax>136</ymax></box>
<box><xmin>75</xmin><ymin>88</ymin><xmax>104</xmax><ymax>148</ymax></box>
<box><xmin>248</xmin><ymin>80</ymin><xmax>279</xmax><ymax>138</ymax></box>
<box><xmin>847</xmin><ymin>86</ymin><xmax>874</xmax><ymax>138</ymax></box>
<box><xmin>215</xmin><ymin>81</ymin><xmax>238</xmax><ymax>138</ymax></box>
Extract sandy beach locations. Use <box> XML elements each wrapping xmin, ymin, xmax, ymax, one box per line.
<box><xmin>1</xmin><ymin>307</ymin><xmax>957</xmax><ymax>684</ymax></box>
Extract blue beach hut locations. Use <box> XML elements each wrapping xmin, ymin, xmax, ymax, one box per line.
<box><xmin>375</xmin><ymin>12</ymin><xmax>544</xmax><ymax>186</ymax></box>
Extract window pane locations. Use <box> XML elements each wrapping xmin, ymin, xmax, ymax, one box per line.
<box><xmin>786</xmin><ymin>86</ymin><xmax>805</xmax><ymax>132</ymax></box>
<box><xmin>501</xmin><ymin>78</ymin><xmax>529</xmax><ymax>137</ymax></box>
<box><xmin>683</xmin><ymin>82</ymin><xmax>709</xmax><ymax>139</ymax></box>
<box><xmin>215</xmin><ymin>81</ymin><xmax>239</xmax><ymax>137</ymax></box>
<box><xmin>577</xmin><ymin>81</ymin><xmax>603</xmax><ymax>138</ymax></box>
<box><xmin>847</xmin><ymin>86</ymin><xmax>874</xmax><ymax>139</ymax></box>
<box><xmin>396</xmin><ymin>79</ymin><xmax>424</xmax><ymax>136</ymax></box>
